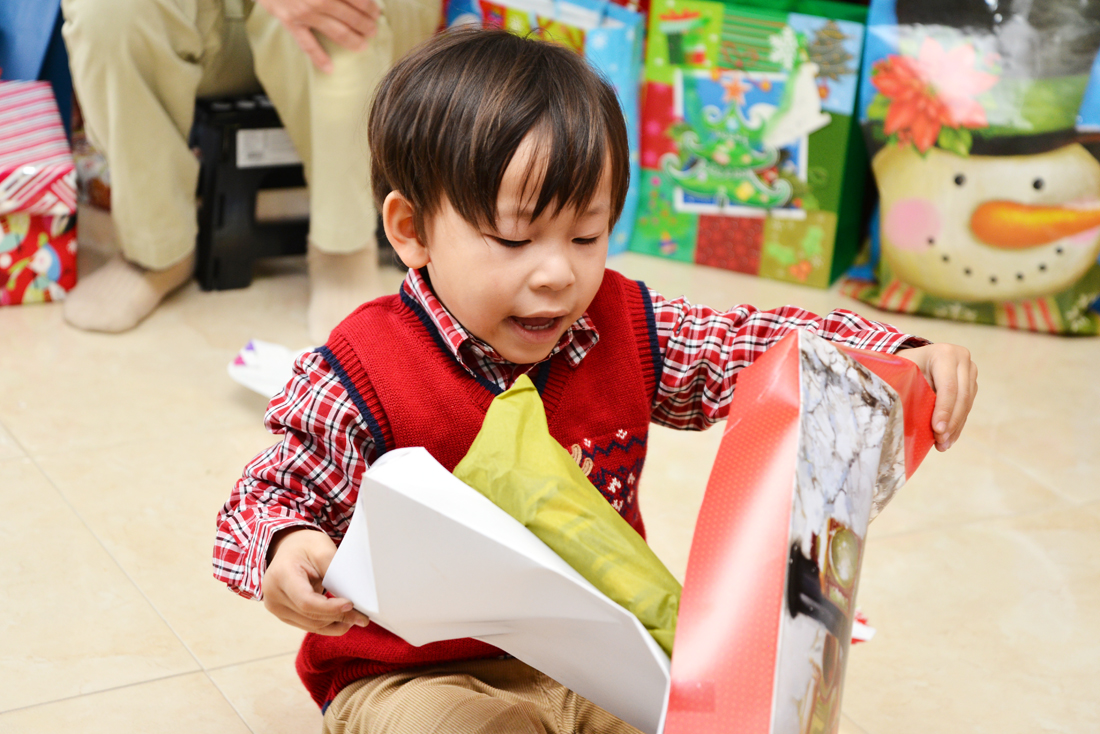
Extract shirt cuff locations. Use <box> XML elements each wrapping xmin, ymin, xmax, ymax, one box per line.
<box><xmin>236</xmin><ymin>517</ymin><xmax>323</xmax><ymax>601</ymax></box>
<box><xmin>891</xmin><ymin>335</ymin><xmax>932</xmax><ymax>351</ymax></box>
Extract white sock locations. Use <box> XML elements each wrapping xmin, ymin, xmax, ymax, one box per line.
<box><xmin>62</xmin><ymin>252</ymin><xmax>194</xmax><ymax>333</ymax></box>
<box><xmin>307</xmin><ymin>246</ymin><xmax>380</xmax><ymax>344</ymax></box>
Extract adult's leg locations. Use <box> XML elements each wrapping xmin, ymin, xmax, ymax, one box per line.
<box><xmin>246</xmin><ymin>0</ymin><xmax>440</xmax><ymax>343</ymax></box>
<box><xmin>60</xmin><ymin>0</ymin><xmax>258</xmax><ymax>331</ymax></box>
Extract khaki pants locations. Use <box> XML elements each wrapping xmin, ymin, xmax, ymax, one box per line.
<box><xmin>322</xmin><ymin>658</ymin><xmax>646</xmax><ymax>734</ymax></box>
<box><xmin>61</xmin><ymin>0</ymin><xmax>439</xmax><ymax>269</ymax></box>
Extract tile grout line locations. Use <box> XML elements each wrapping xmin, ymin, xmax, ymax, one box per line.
<box><xmin>14</xmin><ymin>440</ymin><xmax>293</xmax><ymax>732</ymax></box>
<box><xmin>204</xmin><ymin>649</ymin><xmax>309</xmax><ymax>733</ymax></box>
<box><xmin>0</xmin><ymin>669</ymin><xmax>201</xmax><ymax>717</ymax></box>
<box><xmin>841</xmin><ymin>713</ymin><xmax>872</xmax><ymax>734</ymax></box>
<box><xmin>24</xmin><ymin>453</ymin><xmax>211</xmax><ymax>679</ymax></box>
<box><xmin>204</xmin><ymin>672</ymin><xmax>261</xmax><ymax>734</ymax></box>
<box><xmin>204</xmin><ymin>649</ymin><xmax>302</xmax><ymax>675</ymax></box>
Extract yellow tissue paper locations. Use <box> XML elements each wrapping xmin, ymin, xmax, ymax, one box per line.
<box><xmin>453</xmin><ymin>375</ymin><xmax>681</xmax><ymax>656</ymax></box>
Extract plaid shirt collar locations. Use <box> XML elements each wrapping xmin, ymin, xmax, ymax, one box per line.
<box><xmin>402</xmin><ymin>268</ymin><xmax>599</xmax><ymax>376</ymax></box>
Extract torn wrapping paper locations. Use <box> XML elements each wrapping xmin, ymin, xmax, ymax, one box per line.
<box><xmin>324</xmin><ymin>329</ymin><xmax>934</xmax><ymax>734</ymax></box>
<box><xmin>663</xmin><ymin>330</ymin><xmax>934</xmax><ymax>734</ymax></box>
<box><xmin>454</xmin><ymin>374</ymin><xmax>681</xmax><ymax>656</ymax></box>
<box><xmin>323</xmin><ymin>446</ymin><xmax>671</xmax><ymax>734</ymax></box>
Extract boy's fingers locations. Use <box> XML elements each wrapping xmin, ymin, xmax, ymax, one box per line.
<box><xmin>931</xmin><ymin>367</ymin><xmax>958</xmax><ymax>440</ymax></box>
<box><xmin>293</xmin><ymin>603</ymin><xmax>370</xmax><ymax>635</ymax></box>
<box><xmin>947</xmin><ymin>361</ymin><xmax>978</xmax><ymax>445</ymax></box>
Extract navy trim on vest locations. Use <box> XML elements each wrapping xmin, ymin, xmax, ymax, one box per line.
<box><xmin>636</xmin><ymin>280</ymin><xmax>664</xmax><ymax>400</ymax></box>
<box><xmin>532</xmin><ymin>360</ymin><xmax>552</xmax><ymax>395</ymax></box>
<box><xmin>399</xmin><ymin>289</ymin><xmax>503</xmax><ymax>396</ymax></box>
<box><xmin>316</xmin><ymin>346</ymin><xmax>390</xmax><ymax>457</ymax></box>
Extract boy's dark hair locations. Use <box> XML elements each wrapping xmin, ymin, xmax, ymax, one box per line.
<box><xmin>368</xmin><ymin>27</ymin><xmax>630</xmax><ymax>241</ymax></box>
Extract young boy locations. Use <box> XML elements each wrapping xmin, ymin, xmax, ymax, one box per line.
<box><xmin>214</xmin><ymin>27</ymin><xmax>977</xmax><ymax>734</ymax></box>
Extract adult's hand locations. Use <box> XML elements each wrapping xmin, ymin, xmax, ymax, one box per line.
<box><xmin>258</xmin><ymin>0</ymin><xmax>382</xmax><ymax>72</ymax></box>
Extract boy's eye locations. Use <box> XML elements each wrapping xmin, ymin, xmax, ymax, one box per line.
<box><xmin>573</xmin><ymin>237</ymin><xmax>599</xmax><ymax>245</ymax></box>
<box><xmin>490</xmin><ymin>236</ymin><xmax>530</xmax><ymax>248</ymax></box>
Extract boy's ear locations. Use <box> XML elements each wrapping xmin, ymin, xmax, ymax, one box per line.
<box><xmin>382</xmin><ymin>191</ymin><xmax>429</xmax><ymax>269</ymax></box>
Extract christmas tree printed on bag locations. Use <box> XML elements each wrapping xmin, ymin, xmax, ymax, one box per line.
<box><xmin>630</xmin><ymin>0</ymin><xmax>867</xmax><ymax>288</ymax></box>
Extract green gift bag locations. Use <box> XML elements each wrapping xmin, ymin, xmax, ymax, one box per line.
<box><xmin>629</xmin><ymin>0</ymin><xmax>869</xmax><ymax>288</ymax></box>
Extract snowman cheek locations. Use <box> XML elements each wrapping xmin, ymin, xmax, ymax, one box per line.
<box><xmin>1067</xmin><ymin>226</ymin><xmax>1100</xmax><ymax>248</ymax></box>
<box><xmin>883</xmin><ymin>198</ymin><xmax>941</xmax><ymax>252</ymax></box>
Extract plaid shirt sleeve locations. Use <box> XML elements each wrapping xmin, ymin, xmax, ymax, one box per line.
<box><xmin>213</xmin><ymin>350</ymin><xmax>375</xmax><ymax>600</ymax></box>
<box><xmin>649</xmin><ymin>289</ymin><xmax>930</xmax><ymax>431</ymax></box>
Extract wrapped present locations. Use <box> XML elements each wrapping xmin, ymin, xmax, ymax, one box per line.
<box><xmin>1</xmin><ymin>81</ymin><xmax>77</xmax><ymax>305</ymax></box>
<box><xmin>629</xmin><ymin>0</ymin><xmax>869</xmax><ymax>288</ymax></box>
<box><xmin>841</xmin><ymin>0</ymin><xmax>1100</xmax><ymax>334</ymax></box>
<box><xmin>445</xmin><ymin>0</ymin><xmax>646</xmax><ymax>254</ymax></box>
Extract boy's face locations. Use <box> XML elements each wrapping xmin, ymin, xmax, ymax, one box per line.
<box><xmin>423</xmin><ymin>135</ymin><xmax>611</xmax><ymax>365</ymax></box>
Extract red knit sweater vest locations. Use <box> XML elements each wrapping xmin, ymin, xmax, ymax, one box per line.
<box><xmin>296</xmin><ymin>268</ymin><xmax>662</xmax><ymax>709</ymax></box>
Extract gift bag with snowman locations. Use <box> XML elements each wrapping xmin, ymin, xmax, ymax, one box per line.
<box><xmin>842</xmin><ymin>0</ymin><xmax>1100</xmax><ymax>334</ymax></box>
<box><xmin>628</xmin><ymin>0</ymin><xmax>868</xmax><ymax>288</ymax></box>
<box><xmin>445</xmin><ymin>0</ymin><xmax>645</xmax><ymax>255</ymax></box>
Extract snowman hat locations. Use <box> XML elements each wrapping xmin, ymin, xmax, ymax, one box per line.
<box><xmin>864</xmin><ymin>0</ymin><xmax>1100</xmax><ymax>159</ymax></box>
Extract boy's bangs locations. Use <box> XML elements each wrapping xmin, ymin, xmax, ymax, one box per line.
<box><xmin>442</xmin><ymin>33</ymin><xmax>630</xmax><ymax>231</ymax></box>
<box><xmin>369</xmin><ymin>29</ymin><xmax>629</xmax><ymax>239</ymax></box>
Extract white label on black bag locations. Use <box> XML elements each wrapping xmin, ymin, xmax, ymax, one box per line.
<box><xmin>236</xmin><ymin>128</ymin><xmax>302</xmax><ymax>168</ymax></box>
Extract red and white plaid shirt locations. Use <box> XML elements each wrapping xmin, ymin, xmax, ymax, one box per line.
<box><xmin>214</xmin><ymin>268</ymin><xmax>926</xmax><ymax>598</ymax></box>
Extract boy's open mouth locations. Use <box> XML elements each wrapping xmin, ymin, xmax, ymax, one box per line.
<box><xmin>511</xmin><ymin>316</ymin><xmax>561</xmax><ymax>332</ymax></box>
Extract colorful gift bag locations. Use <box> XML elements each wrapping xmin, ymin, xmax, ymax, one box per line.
<box><xmin>842</xmin><ymin>0</ymin><xmax>1100</xmax><ymax>334</ymax></box>
<box><xmin>0</xmin><ymin>81</ymin><xmax>77</xmax><ymax>305</ymax></box>
<box><xmin>445</xmin><ymin>0</ymin><xmax>646</xmax><ymax>254</ymax></box>
<box><xmin>664</xmin><ymin>330</ymin><xmax>935</xmax><ymax>734</ymax></box>
<box><xmin>629</xmin><ymin>0</ymin><xmax>868</xmax><ymax>288</ymax></box>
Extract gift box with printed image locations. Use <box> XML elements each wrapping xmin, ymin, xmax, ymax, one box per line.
<box><xmin>0</xmin><ymin>81</ymin><xmax>77</xmax><ymax>306</ymax></box>
<box><xmin>629</xmin><ymin>0</ymin><xmax>868</xmax><ymax>288</ymax></box>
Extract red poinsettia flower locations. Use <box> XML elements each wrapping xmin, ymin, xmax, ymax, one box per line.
<box><xmin>872</xmin><ymin>37</ymin><xmax>998</xmax><ymax>153</ymax></box>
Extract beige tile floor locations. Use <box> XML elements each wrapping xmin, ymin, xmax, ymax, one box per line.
<box><xmin>1</xmin><ymin>207</ymin><xmax>1097</xmax><ymax>732</ymax></box>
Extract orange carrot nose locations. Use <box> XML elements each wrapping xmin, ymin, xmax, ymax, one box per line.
<box><xmin>970</xmin><ymin>200</ymin><xmax>1100</xmax><ymax>249</ymax></box>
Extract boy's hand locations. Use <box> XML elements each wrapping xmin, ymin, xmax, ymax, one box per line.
<box><xmin>897</xmin><ymin>343</ymin><xmax>978</xmax><ymax>452</ymax></box>
<box><xmin>262</xmin><ymin>528</ymin><xmax>370</xmax><ymax>635</ymax></box>
<box><xmin>258</xmin><ymin>0</ymin><xmax>382</xmax><ymax>73</ymax></box>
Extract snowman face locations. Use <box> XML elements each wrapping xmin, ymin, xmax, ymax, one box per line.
<box><xmin>873</xmin><ymin>144</ymin><xmax>1100</xmax><ymax>302</ymax></box>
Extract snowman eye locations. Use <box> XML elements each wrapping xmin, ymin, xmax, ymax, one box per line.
<box><xmin>954</xmin><ymin>174</ymin><xmax>966</xmax><ymax>186</ymax></box>
<box><xmin>1033</xmin><ymin>178</ymin><xmax>1044</xmax><ymax>190</ymax></box>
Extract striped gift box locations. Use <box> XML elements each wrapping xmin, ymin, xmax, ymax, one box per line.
<box><xmin>0</xmin><ymin>81</ymin><xmax>76</xmax><ymax>216</ymax></box>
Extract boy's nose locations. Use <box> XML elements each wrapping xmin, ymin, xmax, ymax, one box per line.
<box><xmin>531</xmin><ymin>245</ymin><xmax>577</xmax><ymax>291</ymax></box>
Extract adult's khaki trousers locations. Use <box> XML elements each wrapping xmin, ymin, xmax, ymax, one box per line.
<box><xmin>322</xmin><ymin>658</ymin><xmax>646</xmax><ymax>734</ymax></box>
<box><xmin>61</xmin><ymin>0</ymin><xmax>439</xmax><ymax>270</ymax></box>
